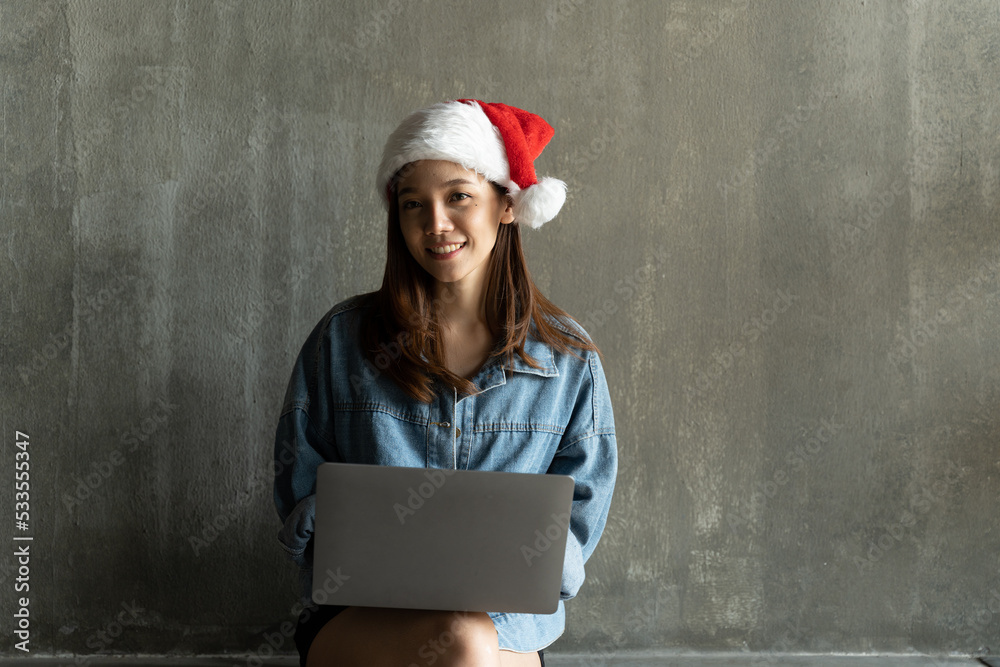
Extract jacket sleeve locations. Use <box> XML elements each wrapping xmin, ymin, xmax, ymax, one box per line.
<box><xmin>273</xmin><ymin>312</ymin><xmax>342</xmax><ymax>569</ymax></box>
<box><xmin>546</xmin><ymin>350</ymin><xmax>618</xmax><ymax>601</ymax></box>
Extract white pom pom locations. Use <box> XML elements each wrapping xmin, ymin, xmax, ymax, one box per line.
<box><xmin>513</xmin><ymin>177</ymin><xmax>567</xmax><ymax>229</ymax></box>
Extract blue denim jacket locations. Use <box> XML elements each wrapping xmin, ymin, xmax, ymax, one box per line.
<box><xmin>273</xmin><ymin>293</ymin><xmax>618</xmax><ymax>652</ymax></box>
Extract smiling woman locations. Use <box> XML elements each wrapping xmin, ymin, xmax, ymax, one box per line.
<box><xmin>273</xmin><ymin>100</ymin><xmax>619</xmax><ymax>667</ymax></box>
<box><xmin>396</xmin><ymin>161</ymin><xmax>514</xmax><ymax>307</ymax></box>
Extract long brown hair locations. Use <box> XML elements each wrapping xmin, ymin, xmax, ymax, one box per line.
<box><xmin>358</xmin><ymin>179</ymin><xmax>600</xmax><ymax>403</ymax></box>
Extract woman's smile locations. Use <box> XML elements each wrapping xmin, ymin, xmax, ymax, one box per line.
<box><xmin>427</xmin><ymin>241</ymin><xmax>467</xmax><ymax>259</ymax></box>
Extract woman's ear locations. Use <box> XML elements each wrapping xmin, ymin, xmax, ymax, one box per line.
<box><xmin>500</xmin><ymin>194</ymin><xmax>515</xmax><ymax>225</ymax></box>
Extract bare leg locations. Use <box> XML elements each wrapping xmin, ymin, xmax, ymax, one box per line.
<box><xmin>499</xmin><ymin>649</ymin><xmax>543</xmax><ymax>666</ymax></box>
<box><xmin>307</xmin><ymin>606</ymin><xmax>539</xmax><ymax>667</ymax></box>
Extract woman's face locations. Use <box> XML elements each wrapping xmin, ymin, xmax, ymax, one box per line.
<box><xmin>396</xmin><ymin>159</ymin><xmax>514</xmax><ymax>294</ymax></box>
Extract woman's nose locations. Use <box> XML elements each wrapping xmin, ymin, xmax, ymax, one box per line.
<box><xmin>422</xmin><ymin>201</ymin><xmax>453</xmax><ymax>234</ymax></box>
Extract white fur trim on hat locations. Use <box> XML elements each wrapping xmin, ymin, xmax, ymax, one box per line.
<box><xmin>376</xmin><ymin>101</ymin><xmax>508</xmax><ymax>204</ymax></box>
<box><xmin>376</xmin><ymin>101</ymin><xmax>565</xmax><ymax>229</ymax></box>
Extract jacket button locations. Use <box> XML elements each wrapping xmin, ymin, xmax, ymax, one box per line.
<box><xmin>455</xmin><ymin>427</ymin><xmax>461</xmax><ymax>437</ymax></box>
<box><xmin>440</xmin><ymin>421</ymin><xmax>450</xmax><ymax>428</ymax></box>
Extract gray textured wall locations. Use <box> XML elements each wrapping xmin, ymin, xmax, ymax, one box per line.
<box><xmin>2</xmin><ymin>0</ymin><xmax>998</xmax><ymax>658</ymax></box>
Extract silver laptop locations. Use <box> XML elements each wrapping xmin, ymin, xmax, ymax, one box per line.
<box><xmin>311</xmin><ymin>462</ymin><xmax>575</xmax><ymax>614</ymax></box>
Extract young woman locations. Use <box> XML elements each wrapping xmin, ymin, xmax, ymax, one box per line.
<box><xmin>273</xmin><ymin>99</ymin><xmax>618</xmax><ymax>667</ymax></box>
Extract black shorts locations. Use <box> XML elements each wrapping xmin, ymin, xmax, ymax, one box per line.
<box><xmin>294</xmin><ymin>605</ymin><xmax>545</xmax><ymax>666</ymax></box>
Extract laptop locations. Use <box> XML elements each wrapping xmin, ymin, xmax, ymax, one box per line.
<box><xmin>311</xmin><ymin>462</ymin><xmax>575</xmax><ymax>614</ymax></box>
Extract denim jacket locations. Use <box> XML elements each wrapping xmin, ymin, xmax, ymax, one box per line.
<box><xmin>272</xmin><ymin>293</ymin><xmax>618</xmax><ymax>652</ymax></box>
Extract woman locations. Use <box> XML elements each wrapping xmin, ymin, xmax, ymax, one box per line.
<box><xmin>273</xmin><ymin>99</ymin><xmax>618</xmax><ymax>666</ymax></box>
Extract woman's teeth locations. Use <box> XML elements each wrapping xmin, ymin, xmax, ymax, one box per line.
<box><xmin>429</xmin><ymin>243</ymin><xmax>465</xmax><ymax>254</ymax></box>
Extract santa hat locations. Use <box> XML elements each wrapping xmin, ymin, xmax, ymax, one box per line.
<box><xmin>376</xmin><ymin>99</ymin><xmax>567</xmax><ymax>229</ymax></box>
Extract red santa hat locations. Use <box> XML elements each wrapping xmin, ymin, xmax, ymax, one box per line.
<box><xmin>376</xmin><ymin>99</ymin><xmax>567</xmax><ymax>230</ymax></box>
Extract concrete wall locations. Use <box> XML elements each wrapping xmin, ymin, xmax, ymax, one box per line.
<box><xmin>2</xmin><ymin>0</ymin><xmax>998</xmax><ymax>657</ymax></box>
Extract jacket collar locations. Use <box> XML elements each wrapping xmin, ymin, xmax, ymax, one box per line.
<box><xmin>502</xmin><ymin>333</ymin><xmax>559</xmax><ymax>377</ymax></box>
<box><xmin>453</xmin><ymin>328</ymin><xmax>560</xmax><ymax>400</ymax></box>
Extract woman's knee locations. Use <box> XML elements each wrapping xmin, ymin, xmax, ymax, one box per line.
<box><xmin>307</xmin><ymin>607</ymin><xmax>499</xmax><ymax>667</ymax></box>
<box><xmin>413</xmin><ymin>610</ymin><xmax>500</xmax><ymax>666</ymax></box>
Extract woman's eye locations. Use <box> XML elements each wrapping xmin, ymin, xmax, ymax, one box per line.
<box><xmin>402</xmin><ymin>200</ymin><xmax>419</xmax><ymax>210</ymax></box>
<box><xmin>452</xmin><ymin>193</ymin><xmax>470</xmax><ymax>201</ymax></box>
